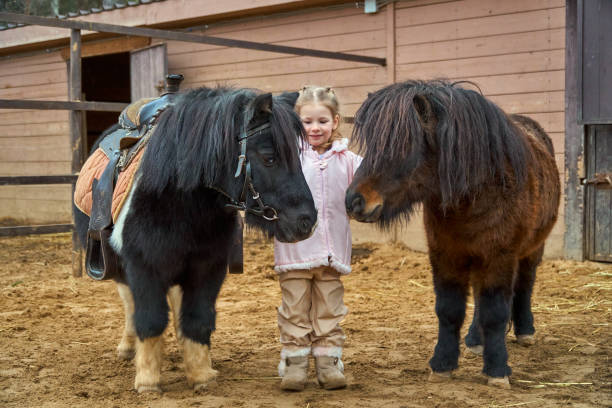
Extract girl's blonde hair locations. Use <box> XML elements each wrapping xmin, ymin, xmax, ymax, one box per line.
<box><xmin>295</xmin><ymin>85</ymin><xmax>343</xmax><ymax>151</ymax></box>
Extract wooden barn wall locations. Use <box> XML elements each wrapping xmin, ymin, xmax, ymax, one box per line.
<box><xmin>391</xmin><ymin>0</ymin><xmax>566</xmax><ymax>258</ymax></box>
<box><xmin>0</xmin><ymin>51</ymin><xmax>71</xmax><ymax>225</ymax></box>
<box><xmin>0</xmin><ymin>0</ymin><xmax>566</xmax><ymax>258</ymax></box>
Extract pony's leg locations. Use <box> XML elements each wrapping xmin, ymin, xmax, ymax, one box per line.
<box><xmin>135</xmin><ymin>336</ymin><xmax>163</xmax><ymax>393</ymax></box>
<box><xmin>475</xmin><ymin>258</ymin><xmax>516</xmax><ymax>388</ymax></box>
<box><xmin>428</xmin><ymin>251</ymin><xmax>469</xmax><ymax>381</ymax></box>
<box><xmin>512</xmin><ymin>246</ymin><xmax>543</xmax><ymax>346</ymax></box>
<box><xmin>167</xmin><ymin>285</ymin><xmax>184</xmax><ymax>345</ymax></box>
<box><xmin>116</xmin><ymin>282</ymin><xmax>136</xmax><ymax>360</ymax></box>
<box><xmin>125</xmin><ymin>263</ymin><xmax>169</xmax><ymax>393</ymax></box>
<box><xmin>464</xmin><ymin>299</ymin><xmax>483</xmax><ymax>355</ymax></box>
<box><xmin>180</xmin><ymin>260</ymin><xmax>226</xmax><ymax>392</ymax></box>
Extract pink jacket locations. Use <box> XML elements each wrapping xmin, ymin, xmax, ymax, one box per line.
<box><xmin>274</xmin><ymin>138</ymin><xmax>363</xmax><ymax>274</ymax></box>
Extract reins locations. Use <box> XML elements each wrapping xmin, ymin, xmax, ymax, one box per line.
<box><xmin>215</xmin><ymin>122</ymin><xmax>279</xmax><ymax>221</ymax></box>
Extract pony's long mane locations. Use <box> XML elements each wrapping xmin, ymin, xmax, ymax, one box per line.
<box><xmin>353</xmin><ymin>80</ymin><xmax>531</xmax><ymax>208</ymax></box>
<box><xmin>139</xmin><ymin>86</ymin><xmax>304</xmax><ymax>195</ymax></box>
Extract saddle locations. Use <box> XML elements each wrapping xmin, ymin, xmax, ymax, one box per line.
<box><xmin>84</xmin><ymin>92</ymin><xmax>176</xmax><ymax>281</ymax></box>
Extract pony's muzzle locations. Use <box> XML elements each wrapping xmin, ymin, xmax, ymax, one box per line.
<box><xmin>298</xmin><ymin>214</ymin><xmax>317</xmax><ymax>238</ymax></box>
<box><xmin>345</xmin><ymin>191</ymin><xmax>382</xmax><ymax>222</ymax></box>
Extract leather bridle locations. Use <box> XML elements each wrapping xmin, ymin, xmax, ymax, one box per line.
<box><xmin>219</xmin><ymin>122</ymin><xmax>279</xmax><ymax>221</ymax></box>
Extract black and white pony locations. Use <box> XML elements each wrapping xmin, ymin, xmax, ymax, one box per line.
<box><xmin>75</xmin><ymin>87</ymin><xmax>317</xmax><ymax>393</ymax></box>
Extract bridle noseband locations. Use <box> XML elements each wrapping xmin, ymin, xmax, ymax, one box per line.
<box><xmin>222</xmin><ymin>122</ymin><xmax>279</xmax><ymax>221</ymax></box>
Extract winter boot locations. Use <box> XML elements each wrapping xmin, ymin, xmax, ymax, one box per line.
<box><xmin>278</xmin><ymin>347</ymin><xmax>310</xmax><ymax>391</ymax></box>
<box><xmin>313</xmin><ymin>346</ymin><xmax>347</xmax><ymax>390</ymax></box>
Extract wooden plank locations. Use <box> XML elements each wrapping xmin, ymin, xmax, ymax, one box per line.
<box><xmin>396</xmin><ymin>49</ymin><xmax>565</xmax><ymax>80</ymax></box>
<box><xmin>0</xmin><ymin>51</ymin><xmax>64</xmax><ymax>71</ymax></box>
<box><xmin>0</xmin><ymin>68</ymin><xmax>66</xmax><ymax>89</ymax></box>
<box><xmin>0</xmin><ymin>136</ymin><xmax>71</xmax><ymax>162</ymax></box>
<box><xmin>0</xmin><ymin>184</ymin><xmax>71</xmax><ymax>200</ymax></box>
<box><xmin>0</xmin><ymin>224</ymin><xmax>73</xmax><ymax>237</ymax></box>
<box><xmin>0</xmin><ymin>110</ymin><xmax>69</xmax><ymax>126</ymax></box>
<box><xmin>487</xmin><ymin>91</ymin><xmax>564</xmax><ymax>114</ymax></box>
<box><xmin>0</xmin><ymin>83</ymin><xmax>67</xmax><ymax>99</ymax></box>
<box><xmin>0</xmin><ymin>161</ymin><xmax>70</xmax><ymax>176</ymax></box>
<box><xmin>0</xmin><ymin>122</ymin><xmax>68</xmax><ymax>137</ymax></box>
<box><xmin>59</xmin><ymin>35</ymin><xmax>150</xmax><ymax>60</ymax></box>
<box><xmin>395</xmin><ymin>0</ymin><xmax>565</xmax><ymax>27</ymax></box>
<box><xmin>0</xmin><ymin>61</ymin><xmax>66</xmax><ymax>77</ymax></box>
<box><xmin>396</xmin><ymin>28</ymin><xmax>565</xmax><ymax>65</ymax></box>
<box><xmin>398</xmin><ymin>71</ymin><xmax>565</xmax><ymax>96</ymax></box>
<box><xmin>0</xmin><ymin>198</ymin><xmax>71</xmax><ymax>223</ymax></box>
<box><xmin>396</xmin><ymin>7</ymin><xmax>565</xmax><ymax>47</ymax></box>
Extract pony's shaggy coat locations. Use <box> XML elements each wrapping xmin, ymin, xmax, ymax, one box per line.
<box><xmin>346</xmin><ymin>80</ymin><xmax>560</xmax><ymax>387</ymax></box>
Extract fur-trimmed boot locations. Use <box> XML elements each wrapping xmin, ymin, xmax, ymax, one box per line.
<box><xmin>313</xmin><ymin>346</ymin><xmax>347</xmax><ymax>390</ymax></box>
<box><xmin>278</xmin><ymin>347</ymin><xmax>310</xmax><ymax>391</ymax></box>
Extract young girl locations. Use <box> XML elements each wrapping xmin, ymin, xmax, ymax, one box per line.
<box><xmin>274</xmin><ymin>86</ymin><xmax>362</xmax><ymax>391</ymax></box>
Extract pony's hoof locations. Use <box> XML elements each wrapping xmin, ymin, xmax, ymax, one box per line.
<box><xmin>487</xmin><ymin>376</ymin><xmax>510</xmax><ymax>389</ymax></box>
<box><xmin>136</xmin><ymin>384</ymin><xmax>162</xmax><ymax>394</ymax></box>
<box><xmin>465</xmin><ymin>345</ymin><xmax>483</xmax><ymax>356</ymax></box>
<box><xmin>117</xmin><ymin>348</ymin><xmax>135</xmax><ymax>360</ymax></box>
<box><xmin>516</xmin><ymin>334</ymin><xmax>535</xmax><ymax>346</ymax></box>
<box><xmin>193</xmin><ymin>379</ymin><xmax>217</xmax><ymax>394</ymax></box>
<box><xmin>428</xmin><ymin>370</ymin><xmax>452</xmax><ymax>382</ymax></box>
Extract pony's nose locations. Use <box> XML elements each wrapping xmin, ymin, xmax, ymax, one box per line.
<box><xmin>346</xmin><ymin>192</ymin><xmax>365</xmax><ymax>217</ymax></box>
<box><xmin>297</xmin><ymin>214</ymin><xmax>316</xmax><ymax>237</ymax></box>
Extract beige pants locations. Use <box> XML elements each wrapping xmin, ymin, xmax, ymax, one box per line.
<box><xmin>277</xmin><ymin>266</ymin><xmax>347</xmax><ymax>351</ymax></box>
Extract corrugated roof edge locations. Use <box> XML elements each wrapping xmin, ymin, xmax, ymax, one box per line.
<box><xmin>0</xmin><ymin>0</ymin><xmax>166</xmax><ymax>31</ymax></box>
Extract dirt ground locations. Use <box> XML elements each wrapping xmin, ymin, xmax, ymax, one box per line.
<box><xmin>0</xmin><ymin>233</ymin><xmax>610</xmax><ymax>408</ymax></box>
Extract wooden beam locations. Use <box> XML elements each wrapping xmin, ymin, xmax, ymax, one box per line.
<box><xmin>60</xmin><ymin>35</ymin><xmax>150</xmax><ymax>60</ymax></box>
<box><xmin>0</xmin><ymin>12</ymin><xmax>386</xmax><ymax>66</ymax></box>
<box><xmin>69</xmin><ymin>28</ymin><xmax>84</xmax><ymax>277</ymax></box>
<box><xmin>0</xmin><ymin>99</ymin><xmax>127</xmax><ymax>111</ymax></box>
<box><xmin>0</xmin><ymin>175</ymin><xmax>78</xmax><ymax>185</ymax></box>
<box><xmin>0</xmin><ymin>224</ymin><xmax>73</xmax><ymax>237</ymax></box>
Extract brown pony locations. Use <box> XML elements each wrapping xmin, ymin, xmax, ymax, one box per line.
<box><xmin>345</xmin><ymin>80</ymin><xmax>560</xmax><ymax>388</ymax></box>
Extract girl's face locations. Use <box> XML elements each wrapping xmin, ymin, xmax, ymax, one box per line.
<box><xmin>299</xmin><ymin>102</ymin><xmax>339</xmax><ymax>153</ymax></box>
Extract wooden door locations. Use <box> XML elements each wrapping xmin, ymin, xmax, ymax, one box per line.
<box><xmin>585</xmin><ymin>127</ymin><xmax>612</xmax><ymax>262</ymax></box>
<box><xmin>580</xmin><ymin>0</ymin><xmax>612</xmax><ymax>261</ymax></box>
<box><xmin>130</xmin><ymin>43</ymin><xmax>167</xmax><ymax>101</ymax></box>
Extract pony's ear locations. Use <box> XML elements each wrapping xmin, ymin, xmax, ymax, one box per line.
<box><xmin>250</xmin><ymin>93</ymin><xmax>273</xmax><ymax>122</ymax></box>
<box><xmin>276</xmin><ymin>91</ymin><xmax>299</xmax><ymax>108</ymax></box>
<box><xmin>413</xmin><ymin>94</ymin><xmax>435</xmax><ymax>128</ymax></box>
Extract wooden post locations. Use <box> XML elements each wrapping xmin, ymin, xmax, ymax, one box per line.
<box><xmin>386</xmin><ymin>2</ymin><xmax>398</xmax><ymax>242</ymax></box>
<box><xmin>70</xmin><ymin>28</ymin><xmax>84</xmax><ymax>277</ymax></box>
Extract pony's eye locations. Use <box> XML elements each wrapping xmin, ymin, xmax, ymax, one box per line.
<box><xmin>263</xmin><ymin>155</ymin><xmax>276</xmax><ymax>166</ymax></box>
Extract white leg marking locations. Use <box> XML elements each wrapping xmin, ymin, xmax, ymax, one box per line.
<box><xmin>183</xmin><ymin>338</ymin><xmax>218</xmax><ymax>392</ymax></box>
<box><xmin>116</xmin><ymin>283</ymin><xmax>136</xmax><ymax>360</ymax></box>
<box><xmin>167</xmin><ymin>285</ymin><xmax>184</xmax><ymax>345</ymax></box>
<box><xmin>134</xmin><ymin>336</ymin><xmax>163</xmax><ymax>393</ymax></box>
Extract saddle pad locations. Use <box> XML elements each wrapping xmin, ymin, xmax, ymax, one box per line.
<box><xmin>74</xmin><ymin>146</ymin><xmax>145</xmax><ymax>223</ymax></box>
